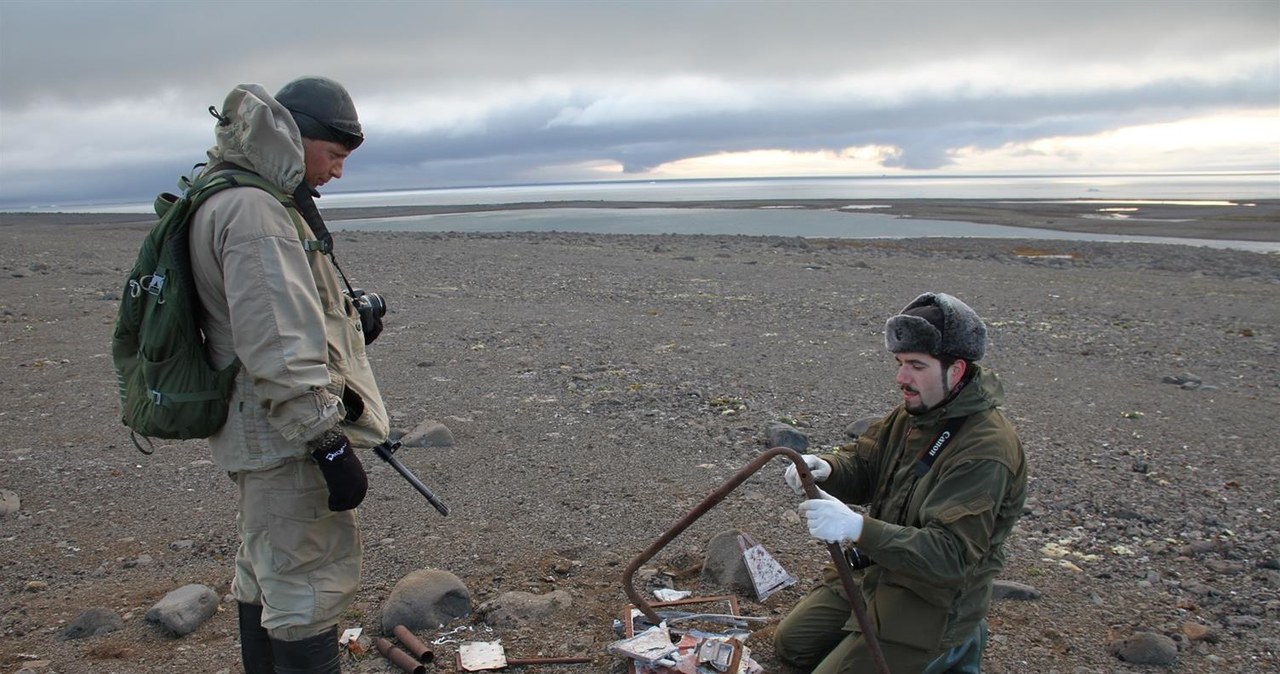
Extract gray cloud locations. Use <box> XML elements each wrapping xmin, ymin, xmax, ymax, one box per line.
<box><xmin>1</xmin><ymin>0</ymin><xmax>1277</xmax><ymax>208</ymax></box>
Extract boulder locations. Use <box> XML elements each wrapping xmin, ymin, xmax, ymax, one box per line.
<box><xmin>381</xmin><ymin>568</ymin><xmax>471</xmax><ymax>633</ymax></box>
<box><xmin>145</xmin><ymin>584</ymin><xmax>218</xmax><ymax>636</ymax></box>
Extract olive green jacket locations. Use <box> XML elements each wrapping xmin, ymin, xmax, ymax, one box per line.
<box><xmin>818</xmin><ymin>365</ymin><xmax>1027</xmax><ymax>653</ymax></box>
<box><xmin>189</xmin><ymin>84</ymin><xmax>388</xmax><ymax>473</ymax></box>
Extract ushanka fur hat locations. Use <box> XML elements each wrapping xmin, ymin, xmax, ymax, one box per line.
<box><xmin>884</xmin><ymin>292</ymin><xmax>987</xmax><ymax>361</ymax></box>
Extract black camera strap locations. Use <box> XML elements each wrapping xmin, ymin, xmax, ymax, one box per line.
<box><xmin>290</xmin><ymin>183</ymin><xmax>334</xmax><ymax>255</ymax></box>
<box><xmin>290</xmin><ymin>183</ymin><xmax>360</xmax><ymax>296</ymax></box>
<box><xmin>914</xmin><ymin>415</ymin><xmax>969</xmax><ymax>477</ymax></box>
<box><xmin>848</xmin><ymin>414</ymin><xmax>969</xmax><ymax>571</ymax></box>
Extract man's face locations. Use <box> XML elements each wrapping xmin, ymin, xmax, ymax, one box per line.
<box><xmin>894</xmin><ymin>351</ymin><xmax>959</xmax><ymax>414</ymax></box>
<box><xmin>302</xmin><ymin>138</ymin><xmax>352</xmax><ymax>189</ymax></box>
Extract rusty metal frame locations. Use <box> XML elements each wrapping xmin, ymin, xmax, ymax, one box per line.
<box><xmin>620</xmin><ymin>446</ymin><xmax>890</xmax><ymax>674</ymax></box>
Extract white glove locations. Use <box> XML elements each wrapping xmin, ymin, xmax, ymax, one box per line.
<box><xmin>784</xmin><ymin>455</ymin><xmax>832</xmax><ymax>496</ymax></box>
<box><xmin>799</xmin><ymin>488</ymin><xmax>864</xmax><ymax>545</ymax></box>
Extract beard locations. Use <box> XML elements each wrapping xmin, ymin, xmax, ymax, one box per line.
<box><xmin>903</xmin><ymin>388</ymin><xmax>932</xmax><ymax>415</ymax></box>
<box><xmin>901</xmin><ymin>385</ymin><xmax>931</xmax><ymax>415</ymax></box>
<box><xmin>903</xmin><ymin>368</ymin><xmax>951</xmax><ymax>415</ymax></box>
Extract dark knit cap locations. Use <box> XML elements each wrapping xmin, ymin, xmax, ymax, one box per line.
<box><xmin>884</xmin><ymin>292</ymin><xmax>987</xmax><ymax>361</ymax></box>
<box><xmin>275</xmin><ymin>76</ymin><xmax>363</xmax><ymax>150</ymax></box>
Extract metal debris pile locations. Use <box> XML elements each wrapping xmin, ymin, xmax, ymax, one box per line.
<box><xmin>609</xmin><ymin>597</ymin><xmax>766</xmax><ymax>674</ymax></box>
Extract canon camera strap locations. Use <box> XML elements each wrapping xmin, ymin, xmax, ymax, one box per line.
<box><xmin>290</xmin><ymin>183</ymin><xmax>335</xmax><ymax>255</ymax></box>
<box><xmin>290</xmin><ymin>183</ymin><xmax>367</xmax><ymax>296</ymax></box>
<box><xmin>914</xmin><ymin>415</ymin><xmax>968</xmax><ymax>477</ymax></box>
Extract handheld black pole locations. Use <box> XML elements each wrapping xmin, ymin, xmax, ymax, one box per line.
<box><xmin>373</xmin><ymin>440</ymin><xmax>450</xmax><ymax>516</ymax></box>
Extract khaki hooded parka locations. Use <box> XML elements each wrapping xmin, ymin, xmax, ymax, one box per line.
<box><xmin>188</xmin><ymin>84</ymin><xmax>388</xmax><ymax>473</ymax></box>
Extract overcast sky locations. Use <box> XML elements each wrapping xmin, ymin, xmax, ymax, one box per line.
<box><xmin>1</xmin><ymin>0</ymin><xmax>1277</xmax><ymax>208</ymax></box>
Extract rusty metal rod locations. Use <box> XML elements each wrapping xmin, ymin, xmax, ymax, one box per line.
<box><xmin>375</xmin><ymin>637</ymin><xmax>426</xmax><ymax>674</ymax></box>
<box><xmin>620</xmin><ymin>446</ymin><xmax>890</xmax><ymax>674</ymax></box>
<box><xmin>391</xmin><ymin>624</ymin><xmax>435</xmax><ymax>663</ymax></box>
<box><xmin>454</xmin><ymin>653</ymin><xmax>592</xmax><ymax>670</ymax></box>
<box><xmin>505</xmin><ymin>655</ymin><xmax>593</xmax><ymax>665</ymax></box>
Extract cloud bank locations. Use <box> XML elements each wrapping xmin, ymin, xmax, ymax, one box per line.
<box><xmin>1</xmin><ymin>0</ymin><xmax>1276</xmax><ymax>208</ymax></box>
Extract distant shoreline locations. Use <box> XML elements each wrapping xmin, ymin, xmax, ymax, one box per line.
<box><xmin>2</xmin><ymin>198</ymin><xmax>1277</xmax><ymax>242</ymax></box>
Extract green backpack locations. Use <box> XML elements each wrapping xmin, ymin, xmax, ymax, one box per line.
<box><xmin>112</xmin><ymin>168</ymin><xmax>292</xmax><ymax>453</ymax></box>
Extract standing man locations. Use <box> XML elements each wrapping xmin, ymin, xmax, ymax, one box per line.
<box><xmin>189</xmin><ymin>77</ymin><xmax>389</xmax><ymax>674</ymax></box>
<box><xmin>776</xmin><ymin>292</ymin><xmax>1027</xmax><ymax>674</ymax></box>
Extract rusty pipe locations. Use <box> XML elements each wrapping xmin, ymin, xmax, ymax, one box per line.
<box><xmin>620</xmin><ymin>446</ymin><xmax>890</xmax><ymax>674</ymax></box>
<box><xmin>376</xmin><ymin>637</ymin><xmax>426</xmax><ymax>674</ymax></box>
<box><xmin>391</xmin><ymin>624</ymin><xmax>434</xmax><ymax>663</ymax></box>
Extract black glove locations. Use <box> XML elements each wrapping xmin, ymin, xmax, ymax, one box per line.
<box><xmin>307</xmin><ymin>429</ymin><xmax>367</xmax><ymax>511</ymax></box>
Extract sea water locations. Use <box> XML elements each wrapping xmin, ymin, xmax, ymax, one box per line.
<box><xmin>317</xmin><ymin>174</ymin><xmax>1279</xmax><ymax>252</ymax></box>
<box><xmin>23</xmin><ymin>173</ymin><xmax>1280</xmax><ymax>251</ymax></box>
<box><xmin>318</xmin><ymin>172</ymin><xmax>1280</xmax><ymax>208</ymax></box>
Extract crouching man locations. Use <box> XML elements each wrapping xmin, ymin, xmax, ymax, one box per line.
<box><xmin>776</xmin><ymin>292</ymin><xmax>1027</xmax><ymax>674</ymax></box>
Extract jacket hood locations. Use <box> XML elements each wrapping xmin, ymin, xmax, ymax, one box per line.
<box><xmin>205</xmin><ymin>84</ymin><xmax>305</xmax><ymax>194</ymax></box>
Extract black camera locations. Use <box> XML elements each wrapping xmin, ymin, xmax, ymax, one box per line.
<box><xmin>844</xmin><ymin>546</ymin><xmax>876</xmax><ymax>570</ymax></box>
<box><xmin>344</xmin><ymin>288</ymin><xmax>386</xmax><ymax>345</ymax></box>
<box><xmin>347</xmin><ymin>288</ymin><xmax>386</xmax><ymax>319</ymax></box>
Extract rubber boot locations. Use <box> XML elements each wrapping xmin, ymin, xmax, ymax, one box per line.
<box><xmin>236</xmin><ymin>602</ymin><xmax>274</xmax><ymax>674</ymax></box>
<box><xmin>272</xmin><ymin>625</ymin><xmax>341</xmax><ymax>674</ymax></box>
<box><xmin>922</xmin><ymin>620</ymin><xmax>988</xmax><ymax>674</ymax></box>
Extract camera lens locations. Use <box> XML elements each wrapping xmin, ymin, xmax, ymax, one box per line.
<box><xmin>363</xmin><ymin>292</ymin><xmax>386</xmax><ymax>317</ymax></box>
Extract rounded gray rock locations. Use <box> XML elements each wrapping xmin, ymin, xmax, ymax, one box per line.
<box><xmin>144</xmin><ymin>584</ymin><xmax>218</xmax><ymax>637</ymax></box>
<box><xmin>766</xmin><ymin>423</ymin><xmax>809</xmax><ymax>451</ymax></box>
<box><xmin>845</xmin><ymin>416</ymin><xmax>881</xmax><ymax>439</ymax></box>
<box><xmin>381</xmin><ymin>568</ymin><xmax>471</xmax><ymax>633</ymax></box>
<box><xmin>57</xmin><ymin>607</ymin><xmax>123</xmax><ymax>640</ymax></box>
<box><xmin>701</xmin><ymin>529</ymin><xmax>753</xmax><ymax>593</ymax></box>
<box><xmin>477</xmin><ymin>590</ymin><xmax>572</xmax><ymax>628</ymax></box>
<box><xmin>401</xmin><ymin>420</ymin><xmax>455</xmax><ymax>448</ymax></box>
<box><xmin>1108</xmin><ymin>631</ymin><xmax>1177</xmax><ymax>666</ymax></box>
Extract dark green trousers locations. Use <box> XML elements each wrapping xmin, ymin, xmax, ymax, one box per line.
<box><xmin>774</xmin><ymin>583</ymin><xmax>986</xmax><ymax>674</ymax></box>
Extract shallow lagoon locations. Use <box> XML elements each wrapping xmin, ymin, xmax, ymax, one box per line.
<box><xmin>330</xmin><ymin>206</ymin><xmax>1280</xmax><ymax>253</ymax></box>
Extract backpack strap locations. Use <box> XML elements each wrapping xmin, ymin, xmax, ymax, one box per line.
<box><xmin>179</xmin><ymin>168</ymin><xmax>318</xmax><ymax>386</ymax></box>
<box><xmin>188</xmin><ymin>168</ymin><xmax>323</xmax><ymax>250</ymax></box>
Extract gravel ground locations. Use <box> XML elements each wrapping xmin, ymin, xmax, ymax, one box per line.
<box><xmin>1</xmin><ymin>223</ymin><xmax>1278</xmax><ymax>674</ymax></box>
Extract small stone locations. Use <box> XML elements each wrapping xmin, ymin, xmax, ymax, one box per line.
<box><xmin>1224</xmin><ymin>615</ymin><xmax>1262</xmax><ymax>630</ymax></box>
<box><xmin>1178</xmin><ymin>539</ymin><xmax>1222</xmax><ymax>557</ymax></box>
<box><xmin>0</xmin><ymin>489</ymin><xmax>20</xmax><ymax>516</ymax></box>
<box><xmin>476</xmin><ymin>589</ymin><xmax>572</xmax><ymax>628</ymax></box>
<box><xmin>1108</xmin><ymin>631</ymin><xmax>1177</xmax><ymax>666</ymax></box>
<box><xmin>401</xmin><ymin>420</ymin><xmax>455</xmax><ymax>448</ymax></box>
<box><xmin>123</xmin><ymin>554</ymin><xmax>154</xmax><ymax>569</ymax></box>
<box><xmin>24</xmin><ymin>580</ymin><xmax>48</xmax><ymax>592</ymax></box>
<box><xmin>1182</xmin><ymin>622</ymin><xmax>1217</xmax><ymax>642</ymax></box>
<box><xmin>57</xmin><ymin>607</ymin><xmax>124</xmax><ymax>640</ymax></box>
<box><xmin>991</xmin><ymin>580</ymin><xmax>1041</xmax><ymax>601</ymax></box>
<box><xmin>765</xmin><ymin>422</ymin><xmax>809</xmax><ymax>451</ymax></box>
<box><xmin>845</xmin><ymin>415</ymin><xmax>881</xmax><ymax>439</ymax></box>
